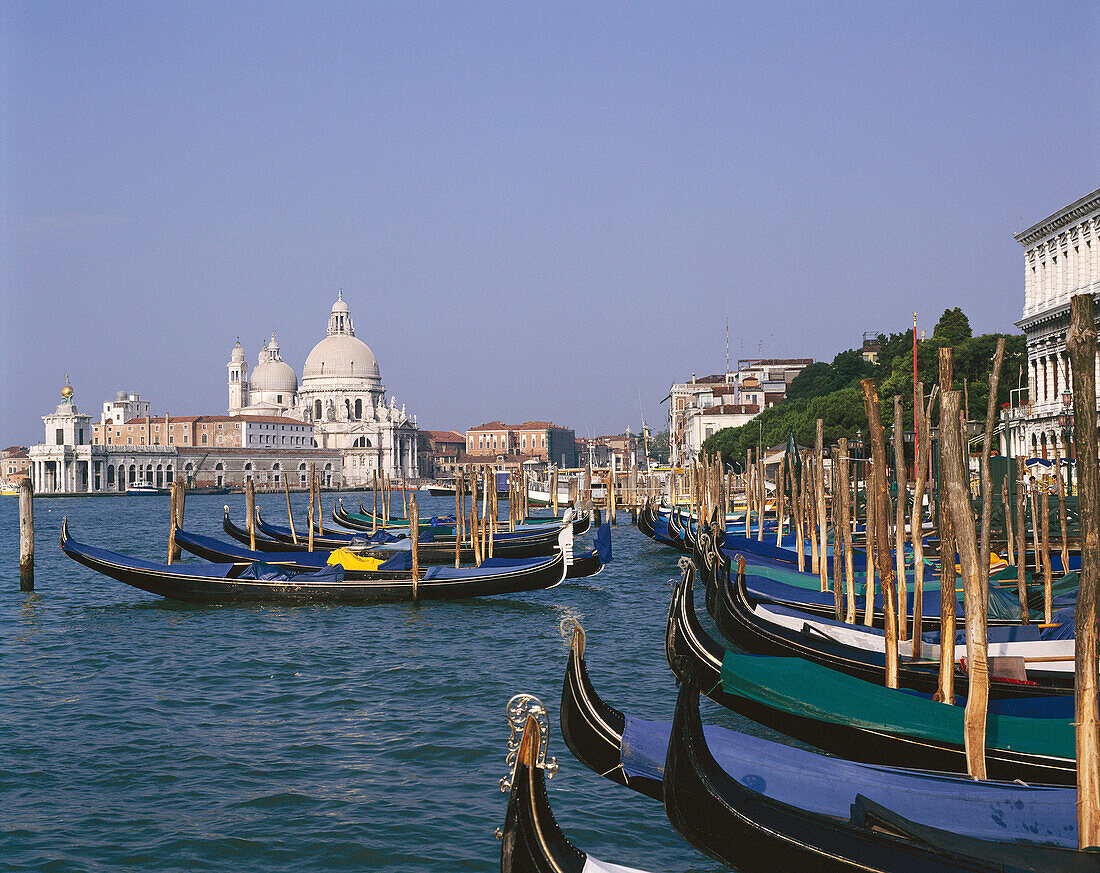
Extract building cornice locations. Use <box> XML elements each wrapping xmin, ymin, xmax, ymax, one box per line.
<box><xmin>1017</xmin><ymin>293</ymin><xmax>1100</xmax><ymax>332</ymax></box>
<box><xmin>1015</xmin><ymin>187</ymin><xmax>1100</xmax><ymax>248</ymax></box>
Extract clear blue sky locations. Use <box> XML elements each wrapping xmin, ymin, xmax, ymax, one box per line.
<box><xmin>3</xmin><ymin>2</ymin><xmax>1098</xmax><ymax>446</ymax></box>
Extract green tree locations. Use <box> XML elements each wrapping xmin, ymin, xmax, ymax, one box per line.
<box><xmin>932</xmin><ymin>307</ymin><xmax>972</xmax><ymax>346</ymax></box>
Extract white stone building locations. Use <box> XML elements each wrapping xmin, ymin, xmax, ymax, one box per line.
<box><xmin>226</xmin><ymin>293</ymin><xmax>419</xmax><ymax>484</ymax></box>
<box><xmin>1002</xmin><ymin>188</ymin><xmax>1100</xmax><ymax>459</ymax></box>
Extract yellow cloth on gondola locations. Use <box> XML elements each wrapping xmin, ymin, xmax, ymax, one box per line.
<box><xmin>326</xmin><ymin>549</ymin><xmax>384</xmax><ymax>571</ymax></box>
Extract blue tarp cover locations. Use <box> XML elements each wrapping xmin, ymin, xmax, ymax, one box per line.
<box><xmin>595</xmin><ymin>523</ymin><xmax>613</xmax><ymax>564</ymax></box>
<box><xmin>620</xmin><ymin>716</ymin><xmax>1077</xmax><ymax>848</ymax></box>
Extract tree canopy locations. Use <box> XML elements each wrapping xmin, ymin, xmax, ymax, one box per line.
<box><xmin>700</xmin><ymin>307</ymin><xmax>1023</xmax><ymax>468</ymax></box>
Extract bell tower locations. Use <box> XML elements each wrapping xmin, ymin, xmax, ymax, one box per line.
<box><xmin>227</xmin><ymin>339</ymin><xmax>250</xmax><ymax>413</ymax></box>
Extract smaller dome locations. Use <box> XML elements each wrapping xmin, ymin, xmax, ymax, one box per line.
<box><xmin>230</xmin><ymin>340</ymin><xmax>245</xmax><ymax>363</ymax></box>
<box><xmin>251</xmin><ymin>360</ymin><xmax>298</xmax><ymax>394</ymax></box>
<box><xmin>250</xmin><ymin>334</ymin><xmax>297</xmax><ymax>395</ymax></box>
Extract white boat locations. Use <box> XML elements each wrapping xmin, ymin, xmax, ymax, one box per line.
<box><xmin>126</xmin><ymin>479</ymin><xmax>164</xmax><ymax>495</ymax></box>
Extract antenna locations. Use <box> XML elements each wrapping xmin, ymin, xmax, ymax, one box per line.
<box><xmin>725</xmin><ymin>317</ymin><xmax>730</xmax><ymax>374</ymax></box>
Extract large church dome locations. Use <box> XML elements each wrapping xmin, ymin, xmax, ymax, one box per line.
<box><xmin>301</xmin><ymin>293</ymin><xmax>381</xmax><ymax>385</ymax></box>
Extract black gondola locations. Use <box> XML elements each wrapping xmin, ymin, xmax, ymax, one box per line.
<box><xmin>179</xmin><ymin>524</ymin><xmax>604</xmax><ymax>580</ymax></box>
<box><xmin>565</xmin><ymin>620</ymin><xmax>1082</xmax><ymax>853</ymax></box>
<box><xmin>665</xmin><ymin>557</ymin><xmax>1077</xmax><ymax>785</ymax></box>
<box><xmin>558</xmin><ymin>621</ymin><xmax>663</xmax><ymax>801</ymax></box>
<box><xmin>222</xmin><ymin>508</ymin><xmax>567</xmax><ymax>561</ymax></box>
<box><xmin>709</xmin><ymin>543</ymin><xmax>1072</xmax><ymax>697</ymax></box>
<box><xmin>60</xmin><ymin>518</ymin><xmax>568</xmax><ymax>603</ymax></box>
<box><xmin>635</xmin><ymin>498</ymin><xmax>656</xmax><ymax>538</ymax></box>
<box><xmin>663</xmin><ymin>678</ymin><xmax>1094</xmax><ymax>873</ymax></box>
<box><xmin>500</xmin><ymin>710</ymin><xmax>654</xmax><ymax>873</ymax></box>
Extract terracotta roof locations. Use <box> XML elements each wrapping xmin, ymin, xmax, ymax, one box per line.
<box><xmin>513</xmin><ymin>420</ymin><xmax>556</xmax><ymax>429</ymax></box>
<box><xmin>423</xmin><ymin>430</ymin><xmax>466</xmax><ymax>442</ymax></box>
<box><xmin>467</xmin><ymin>421</ymin><xmax>509</xmax><ymax>432</ymax></box>
<box><xmin>2</xmin><ymin>446</ymin><xmax>29</xmax><ymax>456</ymax></box>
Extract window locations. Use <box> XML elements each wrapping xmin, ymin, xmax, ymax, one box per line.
<box><xmin>202</xmin><ymin>433</ymin><xmax>208</xmax><ymax>445</ymax></box>
<box><xmin>56</xmin><ymin>429</ymin><xmax>64</xmax><ymax>445</ymax></box>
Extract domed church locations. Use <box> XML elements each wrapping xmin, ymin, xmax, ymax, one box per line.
<box><xmin>227</xmin><ymin>292</ymin><xmax>419</xmax><ymax>481</ymax></box>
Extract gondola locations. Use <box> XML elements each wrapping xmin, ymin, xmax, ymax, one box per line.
<box><xmin>225</xmin><ymin>508</ymin><xmax>572</xmax><ymax>561</ymax></box>
<box><xmin>558</xmin><ymin>621</ymin><xmax>663</xmax><ymax>801</ymax></box>
<box><xmin>710</xmin><ymin>544</ymin><xmax>1072</xmax><ymax>696</ymax></box>
<box><xmin>260</xmin><ymin>507</ymin><xmax>570</xmax><ymax>551</ymax></box>
<box><xmin>331</xmin><ymin>500</ymin><xmax>456</xmax><ymax>533</ymax></box>
<box><xmin>178</xmin><ymin>525</ymin><xmax>604</xmax><ymax>580</ymax></box>
<box><xmin>665</xmin><ymin>557</ymin><xmax>1077</xmax><ymax>784</ymax></box>
<box><xmin>562</xmin><ymin>620</ymin><xmax>1082</xmax><ymax>852</ymax></box>
<box><xmin>500</xmin><ymin>705</ymin><xmax>653</xmax><ymax>873</ymax></box>
<box><xmin>333</xmin><ymin>499</ymin><xmax>593</xmax><ymax>537</ymax></box>
<box><xmin>60</xmin><ymin>518</ymin><xmax>568</xmax><ymax>603</ymax></box>
<box><xmin>664</xmin><ymin>678</ymin><xmax>1094</xmax><ymax>873</ymax></box>
<box><xmin>635</xmin><ymin>499</ymin><xmax>656</xmax><ymax>538</ymax></box>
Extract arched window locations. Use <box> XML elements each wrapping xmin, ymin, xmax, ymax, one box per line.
<box><xmin>355</xmin><ymin>398</ymin><xmax>362</xmax><ymax>419</ymax></box>
<box><xmin>314</xmin><ymin>399</ymin><xmax>322</xmax><ymax>421</ymax></box>
<box><xmin>201</xmin><ymin>433</ymin><xmax>208</xmax><ymax>445</ymax></box>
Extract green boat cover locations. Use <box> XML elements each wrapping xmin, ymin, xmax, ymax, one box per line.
<box><xmin>719</xmin><ymin>654</ymin><xmax>1073</xmax><ymax>761</ymax></box>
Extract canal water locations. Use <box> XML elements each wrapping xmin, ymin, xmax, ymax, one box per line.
<box><xmin>2</xmin><ymin>492</ymin><xmax>756</xmax><ymax>872</ymax></box>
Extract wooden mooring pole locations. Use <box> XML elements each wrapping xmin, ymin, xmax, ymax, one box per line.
<box><xmin>409</xmin><ymin>496</ymin><xmax>420</xmax><ymax>604</ymax></box>
<box><xmin>284</xmin><ymin>475</ymin><xmax>298</xmax><ymax>544</ymax></box>
<box><xmin>19</xmin><ymin>477</ymin><xmax>33</xmax><ymax>590</ymax></box>
<box><xmin>245</xmin><ymin>477</ymin><xmax>256</xmax><ymax>552</ymax></box>
<box><xmin>1066</xmin><ymin>292</ymin><xmax>1100</xmax><ymax>847</ymax></box>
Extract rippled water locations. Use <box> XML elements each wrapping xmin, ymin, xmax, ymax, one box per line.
<box><xmin>2</xmin><ymin>492</ymin><xmax>758</xmax><ymax>872</ymax></box>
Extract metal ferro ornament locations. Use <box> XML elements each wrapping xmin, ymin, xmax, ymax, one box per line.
<box><xmin>499</xmin><ymin>693</ymin><xmax>557</xmax><ymax>793</ymax></box>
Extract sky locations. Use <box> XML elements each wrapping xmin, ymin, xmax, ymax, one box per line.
<box><xmin>3</xmin><ymin>2</ymin><xmax>1098</xmax><ymax>447</ymax></box>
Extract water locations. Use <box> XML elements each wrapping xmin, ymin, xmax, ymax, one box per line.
<box><xmin>1</xmin><ymin>492</ymin><xmax>749</xmax><ymax>872</ymax></box>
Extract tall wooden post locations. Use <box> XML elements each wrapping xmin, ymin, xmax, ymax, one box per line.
<box><xmin>776</xmin><ymin>454</ymin><xmax>786</xmax><ymax>548</ymax></box>
<box><xmin>246</xmin><ymin>477</ymin><xmax>256</xmax><ymax>552</ymax></box>
<box><xmin>551</xmin><ymin>468</ymin><xmax>559</xmax><ymax>516</ymax></box>
<box><xmin>610</xmin><ymin>454</ymin><xmax>617</xmax><ymax>525</ymax></box>
<box><xmin>910</xmin><ymin>384</ymin><xmax>934</xmax><ymax>658</ymax></box>
<box><xmin>19</xmin><ymin>477</ymin><xmax>34</xmax><ymax>590</ymax></box>
<box><xmin>941</xmin><ymin>390</ymin><xmax>988</xmax><ymax>780</ymax></box>
<box><xmin>758</xmin><ymin>447</ymin><xmax>766</xmax><ymax>542</ymax></box>
<box><xmin>831</xmin><ymin>446</ymin><xmax>843</xmax><ymax>619</ymax></box>
<box><xmin>746</xmin><ymin>448</ymin><xmax>754</xmax><ymax>535</ymax></box>
<box><xmin>1065</xmin><ymin>292</ymin><xmax>1100</xmax><ymax>847</ymax></box>
<box><xmin>409</xmin><ymin>496</ymin><xmax>420</xmax><ymax>603</ymax></box>
<box><xmin>1015</xmin><ymin>457</ymin><xmax>1029</xmax><ymax>623</ymax></box>
<box><xmin>861</xmin><ymin>379</ymin><xmax>898</xmax><ymax>688</ymax></box>
<box><xmin>454</xmin><ymin>471</ymin><xmax>464</xmax><ymax>568</ymax></box>
<box><xmin>1054</xmin><ymin>440</ymin><xmax>1069</xmax><ymax>579</ymax></box>
<box><xmin>372</xmin><ymin>470</ymin><xmax>379</xmax><ymax>534</ymax></box>
<box><xmin>892</xmin><ymin>397</ymin><xmax>907</xmax><ymax>640</ymax></box>
<box><xmin>790</xmin><ymin>448</ymin><xmax>804</xmax><ymax>573</ymax></box>
<box><xmin>284</xmin><ymin>476</ymin><xmax>298</xmax><ymax>544</ymax></box>
<box><xmin>805</xmin><ymin>451</ymin><xmax>818</xmax><ymax>574</ymax></box>
<box><xmin>937</xmin><ymin>347</ymin><xmax>957</xmax><ymax>703</ymax></box>
<box><xmin>837</xmin><ymin>438</ymin><xmax>856</xmax><ymax>624</ymax></box>
<box><xmin>307</xmin><ymin>465</ymin><xmax>315</xmax><ymax>552</ymax></box>
<box><xmin>864</xmin><ymin>479</ymin><xmax>876</xmax><ymax>627</ymax></box>
<box><xmin>978</xmin><ymin>337</ymin><xmax>1006</xmax><ymax>622</ymax></box>
<box><xmin>815</xmin><ymin>419</ymin><xmax>827</xmax><ymax>592</ymax></box>
<box><xmin>1003</xmin><ymin>472</ymin><xmax>1015</xmax><ymax>566</ymax></box>
<box><xmin>167</xmin><ymin>480</ymin><xmax>180</xmax><ymax>565</ymax></box>
<box><xmin>1041</xmin><ymin>478</ymin><xmax>1053</xmax><ymax>625</ymax></box>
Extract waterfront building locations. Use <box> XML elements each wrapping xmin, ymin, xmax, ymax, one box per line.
<box><xmin>101</xmin><ymin>391</ymin><xmax>150</xmax><ymax>425</ymax></box>
<box><xmin>3</xmin><ymin>446</ymin><xmax>30</xmax><ymax>489</ymax></box>
<box><xmin>1002</xmin><ymin>188</ymin><xmax>1100</xmax><ymax>459</ymax></box>
<box><xmin>667</xmin><ymin>358</ymin><xmax>811</xmax><ymax>465</ymax></box>
<box><xmin>227</xmin><ymin>292</ymin><xmax>418</xmax><ymax>484</ymax></box>
<box><xmin>420</xmin><ymin>430</ymin><xmax>466</xmax><ymax>479</ymax></box>
<box><xmin>29</xmin><ymin>382</ymin><xmax>343</xmax><ymax>494</ymax></box>
<box><xmin>464</xmin><ymin>421</ymin><xmax>577</xmax><ymax>468</ymax></box>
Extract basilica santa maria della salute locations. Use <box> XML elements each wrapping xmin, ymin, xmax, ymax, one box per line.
<box><xmin>227</xmin><ymin>292</ymin><xmax>419</xmax><ymax>480</ymax></box>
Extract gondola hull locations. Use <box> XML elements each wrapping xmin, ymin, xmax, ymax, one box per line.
<box><xmin>60</xmin><ymin>519</ymin><xmax>567</xmax><ymax>603</ymax></box>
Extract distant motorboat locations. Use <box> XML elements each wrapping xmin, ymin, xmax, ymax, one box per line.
<box><xmin>126</xmin><ymin>479</ymin><xmax>164</xmax><ymax>495</ymax></box>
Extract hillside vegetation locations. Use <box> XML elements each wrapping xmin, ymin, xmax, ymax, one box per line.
<box><xmin>701</xmin><ymin>308</ymin><xmax>1025</xmax><ymax>468</ymax></box>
